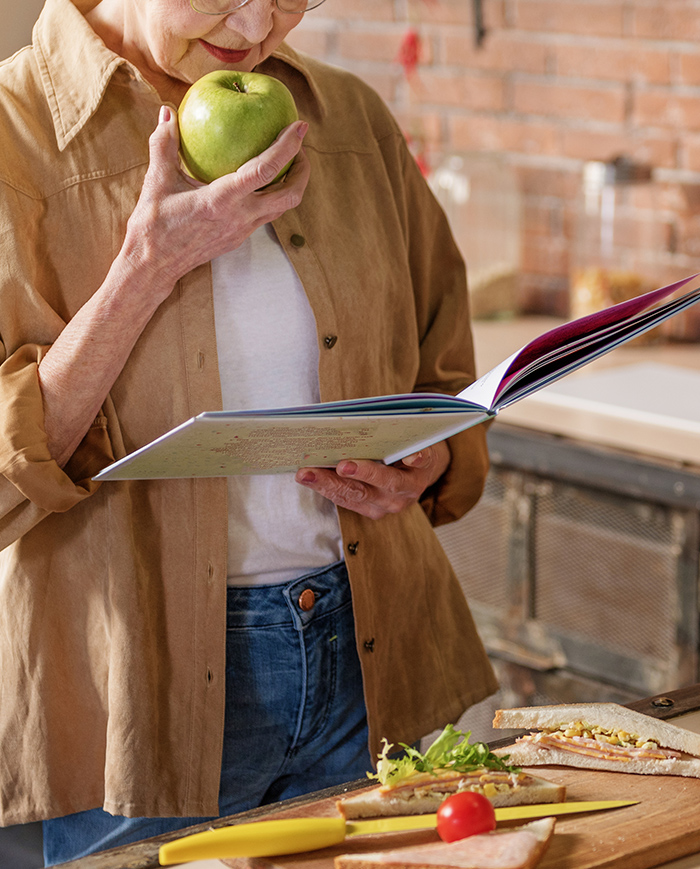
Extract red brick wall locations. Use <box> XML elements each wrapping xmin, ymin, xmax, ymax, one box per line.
<box><xmin>287</xmin><ymin>0</ymin><xmax>700</xmax><ymax>322</ymax></box>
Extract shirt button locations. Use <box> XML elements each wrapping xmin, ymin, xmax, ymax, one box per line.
<box><xmin>290</xmin><ymin>234</ymin><xmax>306</xmax><ymax>247</ymax></box>
<box><xmin>298</xmin><ymin>588</ymin><xmax>316</xmax><ymax>611</ymax></box>
<box><xmin>324</xmin><ymin>335</ymin><xmax>338</xmax><ymax>349</ymax></box>
<box><xmin>347</xmin><ymin>541</ymin><xmax>359</xmax><ymax>555</ymax></box>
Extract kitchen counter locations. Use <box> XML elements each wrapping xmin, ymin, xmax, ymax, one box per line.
<box><xmin>472</xmin><ymin>317</ymin><xmax>700</xmax><ymax>467</ymax></box>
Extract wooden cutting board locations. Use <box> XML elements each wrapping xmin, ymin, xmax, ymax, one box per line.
<box><xmin>216</xmin><ymin>766</ymin><xmax>700</xmax><ymax>869</ymax></box>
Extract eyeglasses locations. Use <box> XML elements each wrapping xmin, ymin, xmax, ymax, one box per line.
<box><xmin>190</xmin><ymin>0</ymin><xmax>327</xmax><ymax>15</ymax></box>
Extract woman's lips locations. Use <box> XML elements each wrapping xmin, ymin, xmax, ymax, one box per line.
<box><xmin>199</xmin><ymin>40</ymin><xmax>252</xmax><ymax>63</ymax></box>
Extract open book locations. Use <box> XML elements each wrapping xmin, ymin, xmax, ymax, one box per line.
<box><xmin>94</xmin><ymin>275</ymin><xmax>700</xmax><ymax>480</ymax></box>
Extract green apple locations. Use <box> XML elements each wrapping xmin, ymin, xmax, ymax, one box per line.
<box><xmin>178</xmin><ymin>70</ymin><xmax>299</xmax><ymax>184</ymax></box>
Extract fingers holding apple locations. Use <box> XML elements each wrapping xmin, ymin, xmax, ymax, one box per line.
<box><xmin>178</xmin><ymin>70</ymin><xmax>302</xmax><ymax>186</ymax></box>
<box><xmin>123</xmin><ymin>78</ymin><xmax>308</xmax><ymax>288</ymax></box>
<box><xmin>221</xmin><ymin>118</ymin><xmax>310</xmax><ymax>200</ymax></box>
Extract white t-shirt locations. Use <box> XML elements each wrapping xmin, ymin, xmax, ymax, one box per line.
<box><xmin>211</xmin><ymin>224</ymin><xmax>343</xmax><ymax>586</ymax></box>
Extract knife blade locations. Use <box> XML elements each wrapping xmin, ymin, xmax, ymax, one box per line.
<box><xmin>158</xmin><ymin>800</ymin><xmax>638</xmax><ymax>865</ymax></box>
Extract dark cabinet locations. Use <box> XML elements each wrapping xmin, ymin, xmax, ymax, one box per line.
<box><xmin>436</xmin><ymin>423</ymin><xmax>700</xmax><ymax>741</ymax></box>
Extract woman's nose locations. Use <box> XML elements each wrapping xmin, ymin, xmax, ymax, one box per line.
<box><xmin>223</xmin><ymin>0</ymin><xmax>275</xmax><ymax>38</ymax></box>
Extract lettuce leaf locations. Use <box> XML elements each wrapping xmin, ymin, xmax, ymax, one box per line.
<box><xmin>369</xmin><ymin>724</ymin><xmax>518</xmax><ymax>787</ymax></box>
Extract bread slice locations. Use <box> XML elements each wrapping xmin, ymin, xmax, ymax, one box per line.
<box><xmin>334</xmin><ymin>817</ymin><xmax>555</xmax><ymax>869</ymax></box>
<box><xmin>496</xmin><ymin>740</ymin><xmax>700</xmax><ymax>778</ymax></box>
<box><xmin>492</xmin><ymin>702</ymin><xmax>700</xmax><ymax>778</ymax></box>
<box><xmin>337</xmin><ymin>773</ymin><xmax>565</xmax><ymax>820</ymax></box>
<box><xmin>493</xmin><ymin>703</ymin><xmax>700</xmax><ymax>754</ymax></box>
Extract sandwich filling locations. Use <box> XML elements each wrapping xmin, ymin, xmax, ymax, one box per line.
<box><xmin>378</xmin><ymin>768</ymin><xmax>536</xmax><ymax>800</ymax></box>
<box><xmin>516</xmin><ymin>721</ymin><xmax>683</xmax><ymax>762</ymax></box>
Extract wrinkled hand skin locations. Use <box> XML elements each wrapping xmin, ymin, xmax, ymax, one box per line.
<box><xmin>295</xmin><ymin>439</ymin><xmax>451</xmax><ymax>520</ymax></box>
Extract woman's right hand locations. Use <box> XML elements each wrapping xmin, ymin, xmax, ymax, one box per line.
<box><xmin>121</xmin><ymin>105</ymin><xmax>310</xmax><ymax>298</ymax></box>
<box><xmin>37</xmin><ymin>107</ymin><xmax>309</xmax><ymax>467</ymax></box>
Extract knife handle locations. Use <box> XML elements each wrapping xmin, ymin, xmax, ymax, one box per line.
<box><xmin>158</xmin><ymin>816</ymin><xmax>348</xmax><ymax>865</ymax></box>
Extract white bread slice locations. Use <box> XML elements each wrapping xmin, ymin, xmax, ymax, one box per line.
<box><xmin>492</xmin><ymin>702</ymin><xmax>700</xmax><ymax>778</ymax></box>
<box><xmin>334</xmin><ymin>817</ymin><xmax>555</xmax><ymax>869</ymax></box>
<box><xmin>337</xmin><ymin>775</ymin><xmax>565</xmax><ymax>820</ymax></box>
<box><xmin>493</xmin><ymin>703</ymin><xmax>700</xmax><ymax>755</ymax></box>
<box><xmin>495</xmin><ymin>741</ymin><xmax>700</xmax><ymax>778</ymax></box>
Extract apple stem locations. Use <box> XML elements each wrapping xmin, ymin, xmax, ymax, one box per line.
<box><xmin>232</xmin><ymin>82</ymin><xmax>244</xmax><ymax>93</ymax></box>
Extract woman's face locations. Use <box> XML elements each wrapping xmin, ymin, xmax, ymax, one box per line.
<box><xmin>124</xmin><ymin>0</ymin><xmax>303</xmax><ymax>93</ymax></box>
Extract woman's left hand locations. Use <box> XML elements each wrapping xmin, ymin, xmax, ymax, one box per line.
<box><xmin>295</xmin><ymin>440</ymin><xmax>451</xmax><ymax>520</ymax></box>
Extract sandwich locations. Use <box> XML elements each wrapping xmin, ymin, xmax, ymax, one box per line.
<box><xmin>492</xmin><ymin>701</ymin><xmax>700</xmax><ymax>777</ymax></box>
<box><xmin>337</xmin><ymin>725</ymin><xmax>565</xmax><ymax>819</ymax></box>
<box><xmin>334</xmin><ymin>817</ymin><xmax>556</xmax><ymax>869</ymax></box>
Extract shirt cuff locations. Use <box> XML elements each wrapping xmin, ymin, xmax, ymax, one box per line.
<box><xmin>0</xmin><ymin>344</ymin><xmax>113</xmax><ymax>514</ymax></box>
<box><xmin>419</xmin><ymin>421</ymin><xmax>490</xmax><ymax>526</ymax></box>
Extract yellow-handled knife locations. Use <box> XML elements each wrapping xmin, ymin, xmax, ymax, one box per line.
<box><xmin>158</xmin><ymin>800</ymin><xmax>637</xmax><ymax>864</ymax></box>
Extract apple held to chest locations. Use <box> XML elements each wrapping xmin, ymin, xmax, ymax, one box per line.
<box><xmin>177</xmin><ymin>70</ymin><xmax>299</xmax><ymax>184</ymax></box>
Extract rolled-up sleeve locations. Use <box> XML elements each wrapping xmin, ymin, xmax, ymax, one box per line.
<box><xmin>0</xmin><ymin>343</ymin><xmax>113</xmax><ymax>548</ymax></box>
<box><xmin>419</xmin><ymin>425</ymin><xmax>489</xmax><ymax>527</ymax></box>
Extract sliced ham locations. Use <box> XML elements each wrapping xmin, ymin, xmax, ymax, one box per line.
<box><xmin>334</xmin><ymin>818</ymin><xmax>555</xmax><ymax>869</ymax></box>
<box><xmin>523</xmin><ymin>732</ymin><xmax>682</xmax><ymax>762</ymax></box>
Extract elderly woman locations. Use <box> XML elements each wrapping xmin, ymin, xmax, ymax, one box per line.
<box><xmin>0</xmin><ymin>0</ymin><xmax>496</xmax><ymax>863</ymax></box>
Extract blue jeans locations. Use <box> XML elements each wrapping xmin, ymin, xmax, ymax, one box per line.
<box><xmin>43</xmin><ymin>561</ymin><xmax>370</xmax><ymax>865</ymax></box>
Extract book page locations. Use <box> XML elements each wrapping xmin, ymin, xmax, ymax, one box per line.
<box><xmin>494</xmin><ymin>286</ymin><xmax>700</xmax><ymax>408</ymax></box>
<box><xmin>499</xmin><ymin>276</ymin><xmax>695</xmax><ymax>386</ymax></box>
<box><xmin>455</xmin><ymin>352</ymin><xmax>520</xmax><ymax>408</ymax></box>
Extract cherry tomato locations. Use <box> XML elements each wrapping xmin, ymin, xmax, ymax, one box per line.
<box><xmin>436</xmin><ymin>792</ymin><xmax>497</xmax><ymax>842</ymax></box>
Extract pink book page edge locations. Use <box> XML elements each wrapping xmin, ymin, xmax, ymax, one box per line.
<box><xmin>497</xmin><ymin>275</ymin><xmax>698</xmax><ymax>394</ymax></box>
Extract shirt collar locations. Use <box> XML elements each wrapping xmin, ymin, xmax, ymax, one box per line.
<box><xmin>33</xmin><ymin>0</ymin><xmax>324</xmax><ymax>151</ymax></box>
<box><xmin>262</xmin><ymin>42</ymin><xmax>327</xmax><ymax>121</ymax></box>
<box><xmin>33</xmin><ymin>0</ymin><xmax>142</xmax><ymax>151</ymax></box>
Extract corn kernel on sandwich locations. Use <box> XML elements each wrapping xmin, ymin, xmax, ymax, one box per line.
<box><xmin>492</xmin><ymin>702</ymin><xmax>700</xmax><ymax>778</ymax></box>
<box><xmin>337</xmin><ymin>725</ymin><xmax>565</xmax><ymax>819</ymax></box>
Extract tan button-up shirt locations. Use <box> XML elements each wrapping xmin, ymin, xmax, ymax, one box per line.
<box><xmin>0</xmin><ymin>0</ymin><xmax>496</xmax><ymax>824</ymax></box>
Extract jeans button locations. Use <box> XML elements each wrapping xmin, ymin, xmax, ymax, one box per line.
<box><xmin>298</xmin><ymin>588</ymin><xmax>316</xmax><ymax>611</ymax></box>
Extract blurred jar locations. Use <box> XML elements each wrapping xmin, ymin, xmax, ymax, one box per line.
<box><xmin>429</xmin><ymin>152</ymin><xmax>522</xmax><ymax>319</ymax></box>
<box><xmin>570</xmin><ymin>156</ymin><xmax>669</xmax><ymax>342</ymax></box>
